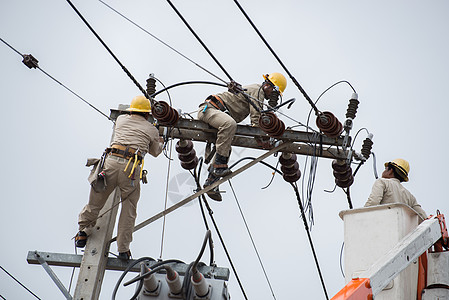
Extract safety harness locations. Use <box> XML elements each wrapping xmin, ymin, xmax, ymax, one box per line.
<box><xmin>203</xmin><ymin>95</ymin><xmax>229</xmax><ymax>113</ymax></box>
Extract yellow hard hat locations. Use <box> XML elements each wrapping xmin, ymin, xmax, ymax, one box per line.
<box><xmin>127</xmin><ymin>95</ymin><xmax>151</xmax><ymax>112</ymax></box>
<box><xmin>384</xmin><ymin>158</ymin><xmax>410</xmax><ymax>182</ymax></box>
<box><xmin>263</xmin><ymin>72</ymin><xmax>287</xmax><ymax>94</ymax></box>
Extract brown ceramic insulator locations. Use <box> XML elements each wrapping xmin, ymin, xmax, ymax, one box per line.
<box><xmin>175</xmin><ymin>140</ymin><xmax>193</xmax><ymax>154</ymax></box>
<box><xmin>335</xmin><ymin>175</ymin><xmax>354</xmax><ymax>188</ymax></box>
<box><xmin>152</xmin><ymin>101</ymin><xmax>180</xmax><ymax>125</ymax></box>
<box><xmin>316</xmin><ymin>111</ymin><xmax>343</xmax><ymax>138</ymax></box>
<box><xmin>283</xmin><ymin>170</ymin><xmax>301</xmax><ymax>182</ymax></box>
<box><xmin>181</xmin><ymin>156</ymin><xmax>199</xmax><ymax>170</ymax></box>
<box><xmin>259</xmin><ymin>112</ymin><xmax>286</xmax><ymax>137</ymax></box>
<box><xmin>281</xmin><ymin>161</ymin><xmax>299</xmax><ymax>174</ymax></box>
<box><xmin>178</xmin><ymin>149</ymin><xmax>197</xmax><ymax>162</ymax></box>
<box><xmin>332</xmin><ymin>159</ymin><xmax>349</xmax><ymax>172</ymax></box>
<box><xmin>279</xmin><ymin>153</ymin><xmax>297</xmax><ymax>166</ymax></box>
<box><xmin>361</xmin><ymin>138</ymin><xmax>374</xmax><ymax>159</ymax></box>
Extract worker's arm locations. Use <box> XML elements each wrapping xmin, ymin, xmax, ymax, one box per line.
<box><xmin>409</xmin><ymin>194</ymin><xmax>427</xmax><ymax>221</ymax></box>
<box><xmin>364</xmin><ymin>179</ymin><xmax>385</xmax><ymax>207</ymax></box>
<box><xmin>147</xmin><ymin>126</ymin><xmax>163</xmax><ymax>157</ymax></box>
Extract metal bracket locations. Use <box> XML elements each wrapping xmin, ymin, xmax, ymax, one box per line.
<box><xmin>33</xmin><ymin>251</ymin><xmax>73</xmax><ymax>300</ymax></box>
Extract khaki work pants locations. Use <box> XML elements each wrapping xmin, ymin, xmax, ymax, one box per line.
<box><xmin>198</xmin><ymin>104</ymin><xmax>237</xmax><ymax>157</ymax></box>
<box><xmin>78</xmin><ymin>154</ymin><xmax>141</xmax><ymax>253</ymax></box>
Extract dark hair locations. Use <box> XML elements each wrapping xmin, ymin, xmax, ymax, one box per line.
<box><xmin>130</xmin><ymin>111</ymin><xmax>149</xmax><ymax>118</ymax></box>
<box><xmin>387</xmin><ymin>164</ymin><xmax>405</xmax><ymax>182</ymax></box>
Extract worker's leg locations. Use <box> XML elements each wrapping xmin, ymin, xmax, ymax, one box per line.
<box><xmin>78</xmin><ymin>156</ymin><xmax>119</xmax><ymax>234</ymax></box>
<box><xmin>116</xmin><ymin>164</ymin><xmax>141</xmax><ymax>254</ymax></box>
<box><xmin>198</xmin><ymin>106</ymin><xmax>237</xmax><ymax>157</ymax></box>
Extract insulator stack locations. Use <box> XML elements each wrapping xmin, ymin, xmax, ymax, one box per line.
<box><xmin>268</xmin><ymin>90</ymin><xmax>280</xmax><ymax>108</ymax></box>
<box><xmin>316</xmin><ymin>111</ymin><xmax>343</xmax><ymax>138</ymax></box>
<box><xmin>146</xmin><ymin>74</ymin><xmax>157</xmax><ymax>96</ymax></box>
<box><xmin>259</xmin><ymin>112</ymin><xmax>285</xmax><ymax>137</ymax></box>
<box><xmin>345</xmin><ymin>93</ymin><xmax>359</xmax><ymax>119</ymax></box>
<box><xmin>176</xmin><ymin>139</ymin><xmax>198</xmax><ymax>170</ymax></box>
<box><xmin>279</xmin><ymin>153</ymin><xmax>301</xmax><ymax>182</ymax></box>
<box><xmin>152</xmin><ymin>101</ymin><xmax>179</xmax><ymax>125</ymax></box>
<box><xmin>361</xmin><ymin>134</ymin><xmax>374</xmax><ymax>160</ymax></box>
<box><xmin>332</xmin><ymin>159</ymin><xmax>354</xmax><ymax>188</ymax></box>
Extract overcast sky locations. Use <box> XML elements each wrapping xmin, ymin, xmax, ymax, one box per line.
<box><xmin>1</xmin><ymin>0</ymin><xmax>449</xmax><ymax>299</ymax></box>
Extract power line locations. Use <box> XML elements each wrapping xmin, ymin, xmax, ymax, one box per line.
<box><xmin>165</xmin><ymin>0</ymin><xmax>234</xmax><ymax>83</ymax></box>
<box><xmin>65</xmin><ymin>0</ymin><xmax>152</xmax><ymax>103</ymax></box>
<box><xmin>0</xmin><ymin>266</ymin><xmax>42</xmax><ymax>300</ymax></box>
<box><xmin>228</xmin><ymin>180</ymin><xmax>278</xmax><ymax>300</ymax></box>
<box><xmin>97</xmin><ymin>0</ymin><xmax>228</xmax><ymax>85</ymax></box>
<box><xmin>0</xmin><ymin>37</ymin><xmax>113</xmax><ymax>122</ymax></box>
<box><xmin>231</xmin><ymin>0</ymin><xmax>321</xmax><ymax>116</ymax></box>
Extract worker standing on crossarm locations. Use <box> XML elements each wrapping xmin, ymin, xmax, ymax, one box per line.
<box><xmin>197</xmin><ymin>73</ymin><xmax>287</xmax><ymax>201</ymax></box>
<box><xmin>75</xmin><ymin>96</ymin><xmax>163</xmax><ymax>260</ymax></box>
<box><xmin>364</xmin><ymin>158</ymin><xmax>427</xmax><ymax>221</ymax></box>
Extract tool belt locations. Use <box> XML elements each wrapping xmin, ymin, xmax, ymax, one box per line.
<box><xmin>108</xmin><ymin>145</ymin><xmax>143</xmax><ymax>162</ymax></box>
<box><xmin>205</xmin><ymin>95</ymin><xmax>228</xmax><ymax>112</ymax></box>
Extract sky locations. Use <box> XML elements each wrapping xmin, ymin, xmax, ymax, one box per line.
<box><xmin>1</xmin><ymin>0</ymin><xmax>449</xmax><ymax>299</ymax></box>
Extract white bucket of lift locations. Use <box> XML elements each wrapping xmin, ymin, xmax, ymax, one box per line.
<box><xmin>339</xmin><ymin>203</ymin><xmax>420</xmax><ymax>300</ymax></box>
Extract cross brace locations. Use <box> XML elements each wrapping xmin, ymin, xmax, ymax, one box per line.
<box><xmin>110</xmin><ymin>109</ymin><xmax>350</xmax><ymax>160</ymax></box>
<box><xmin>27</xmin><ymin>251</ymin><xmax>230</xmax><ymax>280</ymax></box>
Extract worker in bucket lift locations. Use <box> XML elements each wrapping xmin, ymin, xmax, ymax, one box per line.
<box><xmin>197</xmin><ymin>72</ymin><xmax>287</xmax><ymax>201</ymax></box>
<box><xmin>364</xmin><ymin>158</ymin><xmax>427</xmax><ymax>221</ymax></box>
<box><xmin>75</xmin><ymin>96</ymin><xmax>163</xmax><ymax>260</ymax></box>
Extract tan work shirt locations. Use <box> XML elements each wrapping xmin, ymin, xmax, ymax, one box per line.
<box><xmin>215</xmin><ymin>84</ymin><xmax>265</xmax><ymax>124</ymax></box>
<box><xmin>112</xmin><ymin>114</ymin><xmax>162</xmax><ymax>157</ymax></box>
<box><xmin>365</xmin><ymin>178</ymin><xmax>427</xmax><ymax>220</ymax></box>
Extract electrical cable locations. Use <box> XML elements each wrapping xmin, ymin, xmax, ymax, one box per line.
<box><xmin>291</xmin><ymin>182</ymin><xmax>329</xmax><ymax>300</ymax></box>
<box><xmin>151</xmin><ymin>81</ymin><xmax>227</xmax><ymax>98</ymax></box>
<box><xmin>192</xmin><ymin>230</ymin><xmax>214</xmax><ymax>272</ymax></box>
<box><xmin>0</xmin><ymin>294</ymin><xmax>5</xmax><ymax>300</ymax></box>
<box><xmin>97</xmin><ymin>0</ymin><xmax>228</xmax><ymax>84</ymax></box>
<box><xmin>339</xmin><ymin>241</ymin><xmax>345</xmax><ymax>278</ymax></box>
<box><xmin>372</xmin><ymin>151</ymin><xmax>379</xmax><ymax>179</ymax></box>
<box><xmin>165</xmin><ymin>0</ymin><xmax>234</xmax><ymax>82</ymax></box>
<box><xmin>190</xmin><ymin>164</ymin><xmax>249</xmax><ymax>300</ymax></box>
<box><xmin>160</xmin><ymin>139</ymin><xmax>173</xmax><ymax>259</ymax></box>
<box><xmin>0</xmin><ymin>38</ymin><xmax>113</xmax><ymax>122</ymax></box>
<box><xmin>0</xmin><ymin>266</ymin><xmax>42</xmax><ymax>300</ymax></box>
<box><xmin>231</xmin><ymin>0</ymin><xmax>320</xmax><ymax>116</ymax></box>
<box><xmin>65</xmin><ymin>0</ymin><xmax>152</xmax><ymax>102</ymax></box>
<box><xmin>112</xmin><ymin>257</ymin><xmax>182</xmax><ymax>299</ymax></box>
<box><xmin>228</xmin><ymin>180</ymin><xmax>278</xmax><ymax>300</ymax></box>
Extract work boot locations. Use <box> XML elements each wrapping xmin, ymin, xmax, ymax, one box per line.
<box><xmin>118</xmin><ymin>250</ymin><xmax>132</xmax><ymax>261</ymax></box>
<box><xmin>203</xmin><ymin>173</ymin><xmax>223</xmax><ymax>202</ymax></box>
<box><xmin>75</xmin><ymin>231</ymin><xmax>87</xmax><ymax>248</ymax></box>
<box><xmin>212</xmin><ymin>153</ymin><xmax>232</xmax><ymax>177</ymax></box>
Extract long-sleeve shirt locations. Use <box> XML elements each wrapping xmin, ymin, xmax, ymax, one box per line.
<box><xmin>215</xmin><ymin>84</ymin><xmax>265</xmax><ymax>124</ymax></box>
<box><xmin>365</xmin><ymin>178</ymin><xmax>427</xmax><ymax>220</ymax></box>
<box><xmin>112</xmin><ymin>114</ymin><xmax>162</xmax><ymax>157</ymax></box>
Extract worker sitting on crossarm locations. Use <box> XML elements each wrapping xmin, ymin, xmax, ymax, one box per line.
<box><xmin>75</xmin><ymin>96</ymin><xmax>163</xmax><ymax>260</ymax></box>
<box><xmin>197</xmin><ymin>72</ymin><xmax>287</xmax><ymax>201</ymax></box>
<box><xmin>364</xmin><ymin>158</ymin><xmax>427</xmax><ymax>221</ymax></box>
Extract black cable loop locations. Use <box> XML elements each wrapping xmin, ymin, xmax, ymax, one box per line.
<box><xmin>291</xmin><ymin>182</ymin><xmax>329</xmax><ymax>300</ymax></box>
<box><xmin>231</xmin><ymin>0</ymin><xmax>320</xmax><ymax>116</ymax></box>
<box><xmin>65</xmin><ymin>0</ymin><xmax>153</xmax><ymax>104</ymax></box>
<box><xmin>98</xmin><ymin>0</ymin><xmax>228</xmax><ymax>85</ymax></box>
<box><xmin>165</xmin><ymin>0</ymin><xmax>234</xmax><ymax>83</ymax></box>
